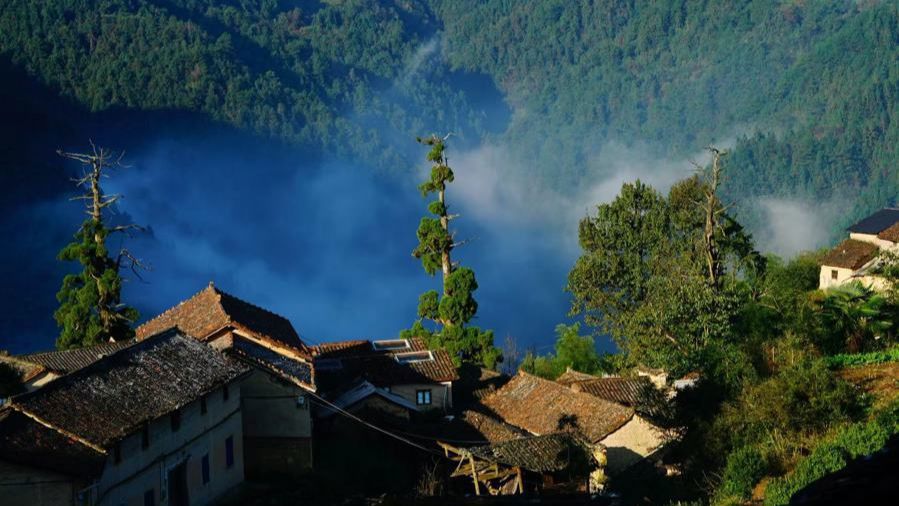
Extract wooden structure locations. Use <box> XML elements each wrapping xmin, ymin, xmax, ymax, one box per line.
<box><xmin>438</xmin><ymin>432</ymin><xmax>601</xmax><ymax>496</ymax></box>
<box><xmin>439</xmin><ymin>441</ymin><xmax>524</xmax><ymax>495</ymax></box>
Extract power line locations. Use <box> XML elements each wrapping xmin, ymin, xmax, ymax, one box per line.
<box><xmin>306</xmin><ymin>392</ymin><xmax>445</xmax><ymax>457</ymax></box>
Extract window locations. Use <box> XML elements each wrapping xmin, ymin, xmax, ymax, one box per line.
<box><xmin>201</xmin><ymin>454</ymin><xmax>210</xmax><ymax>485</ymax></box>
<box><xmin>200</xmin><ymin>395</ymin><xmax>207</xmax><ymax>415</ymax></box>
<box><xmin>141</xmin><ymin>424</ymin><xmax>149</xmax><ymax>450</ymax></box>
<box><xmin>225</xmin><ymin>436</ymin><xmax>234</xmax><ymax>468</ymax></box>
<box><xmin>113</xmin><ymin>442</ymin><xmax>121</xmax><ymax>464</ymax></box>
<box><xmin>372</xmin><ymin>339</ymin><xmax>410</xmax><ymax>351</ymax></box>
<box><xmin>170</xmin><ymin>409</ymin><xmax>181</xmax><ymax>432</ymax></box>
<box><xmin>416</xmin><ymin>389</ymin><xmax>432</xmax><ymax>406</ymax></box>
<box><xmin>222</xmin><ymin>384</ymin><xmax>230</xmax><ymax>402</ymax></box>
<box><xmin>395</xmin><ymin>351</ymin><xmax>433</xmax><ymax>364</ymax></box>
<box><xmin>143</xmin><ymin>489</ymin><xmax>155</xmax><ymax>506</ymax></box>
<box><xmin>831</xmin><ymin>269</ymin><xmax>839</xmax><ymax>280</ymax></box>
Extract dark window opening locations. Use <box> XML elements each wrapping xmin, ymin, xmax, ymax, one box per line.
<box><xmin>416</xmin><ymin>389</ymin><xmax>432</xmax><ymax>406</ymax></box>
<box><xmin>141</xmin><ymin>424</ymin><xmax>149</xmax><ymax>450</ymax></box>
<box><xmin>143</xmin><ymin>489</ymin><xmax>155</xmax><ymax>506</ymax></box>
<box><xmin>831</xmin><ymin>269</ymin><xmax>839</xmax><ymax>280</ymax></box>
<box><xmin>222</xmin><ymin>384</ymin><xmax>230</xmax><ymax>402</ymax></box>
<box><xmin>200</xmin><ymin>396</ymin><xmax>207</xmax><ymax>415</ymax></box>
<box><xmin>170</xmin><ymin>409</ymin><xmax>181</xmax><ymax>432</ymax></box>
<box><xmin>113</xmin><ymin>442</ymin><xmax>121</xmax><ymax>464</ymax></box>
<box><xmin>225</xmin><ymin>436</ymin><xmax>234</xmax><ymax>468</ymax></box>
<box><xmin>202</xmin><ymin>454</ymin><xmax>210</xmax><ymax>484</ymax></box>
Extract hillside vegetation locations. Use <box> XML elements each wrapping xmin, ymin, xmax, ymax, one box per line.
<box><xmin>2</xmin><ymin>1</ymin><xmax>897</xmax><ymax>236</ymax></box>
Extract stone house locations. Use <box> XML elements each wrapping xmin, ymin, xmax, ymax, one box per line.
<box><xmin>477</xmin><ymin>371</ymin><xmax>668</xmax><ymax>475</ymax></box>
<box><xmin>0</xmin><ymin>329</ymin><xmax>249</xmax><ymax>506</ymax></box>
<box><xmin>819</xmin><ymin>208</ymin><xmax>899</xmax><ymax>290</ymax></box>
<box><xmin>310</xmin><ymin>338</ymin><xmax>458</xmax><ymax>416</ymax></box>
<box><xmin>134</xmin><ymin>283</ymin><xmax>316</xmax><ymax>477</ymax></box>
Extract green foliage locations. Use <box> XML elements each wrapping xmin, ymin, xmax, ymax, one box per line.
<box><xmin>519</xmin><ymin>323</ymin><xmax>605</xmax><ymax>379</ymax></box>
<box><xmin>405</xmin><ymin>136</ymin><xmax>500</xmax><ymax>368</ymax></box>
<box><xmin>715</xmin><ymin>446</ymin><xmax>767</xmax><ymax>503</ymax></box>
<box><xmin>824</xmin><ymin>346</ymin><xmax>899</xmax><ymax>369</ymax></box>
<box><xmin>568</xmin><ymin>175</ymin><xmax>760</xmax><ymax>377</ymax></box>
<box><xmin>763</xmin><ymin>401</ymin><xmax>899</xmax><ymax>506</ymax></box>
<box><xmin>818</xmin><ymin>282</ymin><xmax>894</xmax><ymax>353</ymax></box>
<box><xmin>55</xmin><ymin>220</ymin><xmax>138</xmax><ymax>349</ymax></box>
<box><xmin>434</xmin><ymin>1</ymin><xmax>899</xmax><ymax>235</ymax></box>
<box><xmin>716</xmin><ymin>359</ymin><xmax>861</xmax><ymax>454</ymax></box>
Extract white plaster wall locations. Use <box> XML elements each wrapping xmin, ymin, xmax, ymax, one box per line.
<box><xmin>97</xmin><ymin>379</ymin><xmax>245</xmax><ymax>506</ymax></box>
<box><xmin>599</xmin><ymin>416</ymin><xmax>666</xmax><ymax>474</ymax></box>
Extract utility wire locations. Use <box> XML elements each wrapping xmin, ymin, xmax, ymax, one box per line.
<box><xmin>306</xmin><ymin>392</ymin><xmax>445</xmax><ymax>457</ymax></box>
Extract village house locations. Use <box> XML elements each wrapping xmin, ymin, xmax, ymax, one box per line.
<box><xmin>475</xmin><ymin>371</ymin><xmax>669</xmax><ymax>475</ymax></box>
<box><xmin>0</xmin><ymin>340</ymin><xmax>134</xmax><ymax>392</ymax></box>
<box><xmin>134</xmin><ymin>283</ymin><xmax>316</xmax><ymax>477</ymax></box>
<box><xmin>819</xmin><ymin>208</ymin><xmax>899</xmax><ymax>290</ymax></box>
<box><xmin>0</xmin><ymin>329</ymin><xmax>249</xmax><ymax>506</ymax></box>
<box><xmin>310</xmin><ymin>338</ymin><xmax>459</xmax><ymax>418</ymax></box>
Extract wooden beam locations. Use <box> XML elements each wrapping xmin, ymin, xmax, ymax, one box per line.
<box><xmin>469</xmin><ymin>455</ymin><xmax>481</xmax><ymax>496</ymax></box>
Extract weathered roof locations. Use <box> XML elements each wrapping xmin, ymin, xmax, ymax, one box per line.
<box><xmin>229</xmin><ymin>336</ymin><xmax>314</xmax><ymax>390</ymax></box>
<box><xmin>567</xmin><ymin>377</ymin><xmax>652</xmax><ymax>407</ymax></box>
<box><xmin>848</xmin><ymin>208</ymin><xmax>899</xmax><ymax>234</ymax></box>
<box><xmin>878</xmin><ymin>222</ymin><xmax>899</xmax><ymax>243</ymax></box>
<box><xmin>17</xmin><ymin>340</ymin><xmax>135</xmax><ymax>374</ymax></box>
<box><xmin>481</xmin><ymin>371</ymin><xmax>634</xmax><ymax>443</ymax></box>
<box><xmin>136</xmin><ymin>283</ymin><xmax>309</xmax><ymax>354</ymax></box>
<box><xmin>469</xmin><ymin>432</ymin><xmax>597</xmax><ymax>473</ymax></box>
<box><xmin>318</xmin><ymin>381</ymin><xmax>419</xmax><ymax>417</ymax></box>
<box><xmin>820</xmin><ymin>239</ymin><xmax>879</xmax><ymax>270</ymax></box>
<box><xmin>458</xmin><ymin>410</ymin><xmax>528</xmax><ymax>443</ymax></box>
<box><xmin>0</xmin><ymin>408</ymin><xmax>104</xmax><ymax>478</ymax></box>
<box><xmin>11</xmin><ymin>329</ymin><xmax>249</xmax><ymax>449</ymax></box>
<box><xmin>312</xmin><ymin>338</ymin><xmax>458</xmax><ymax>395</ymax></box>
<box><xmin>555</xmin><ymin>368</ymin><xmax>599</xmax><ymax>386</ymax></box>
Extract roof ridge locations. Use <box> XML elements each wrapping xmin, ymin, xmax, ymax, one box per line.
<box><xmin>135</xmin><ymin>285</ymin><xmax>217</xmax><ymax>336</ymax></box>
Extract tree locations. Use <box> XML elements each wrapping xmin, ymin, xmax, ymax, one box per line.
<box><xmin>818</xmin><ymin>282</ymin><xmax>893</xmax><ymax>353</ymax></box>
<box><xmin>54</xmin><ymin>143</ymin><xmax>144</xmax><ymax>349</ymax></box>
<box><xmin>402</xmin><ymin>135</ymin><xmax>501</xmax><ymax>368</ymax></box>
<box><xmin>519</xmin><ymin>322</ymin><xmax>605</xmax><ymax>379</ymax></box>
<box><xmin>567</xmin><ymin>150</ymin><xmax>762</xmax><ymax>376</ymax></box>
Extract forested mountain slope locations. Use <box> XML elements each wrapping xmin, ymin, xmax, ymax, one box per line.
<box><xmin>1</xmin><ymin>0</ymin><xmax>897</xmax><ymax>234</ymax></box>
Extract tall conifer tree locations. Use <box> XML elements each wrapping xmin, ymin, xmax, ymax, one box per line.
<box><xmin>403</xmin><ymin>135</ymin><xmax>501</xmax><ymax>368</ymax></box>
<box><xmin>54</xmin><ymin>144</ymin><xmax>143</xmax><ymax>349</ymax></box>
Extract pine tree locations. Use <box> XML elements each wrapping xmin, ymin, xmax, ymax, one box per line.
<box><xmin>54</xmin><ymin>144</ymin><xmax>144</xmax><ymax>349</ymax></box>
<box><xmin>402</xmin><ymin>135</ymin><xmax>502</xmax><ymax>368</ymax></box>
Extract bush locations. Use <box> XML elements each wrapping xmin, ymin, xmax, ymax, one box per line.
<box><xmin>716</xmin><ymin>446</ymin><xmax>767</xmax><ymax>502</ymax></box>
<box><xmin>763</xmin><ymin>400</ymin><xmax>899</xmax><ymax>505</ymax></box>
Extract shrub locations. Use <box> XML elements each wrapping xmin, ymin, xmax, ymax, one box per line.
<box><xmin>716</xmin><ymin>446</ymin><xmax>767</xmax><ymax>502</ymax></box>
<box><xmin>824</xmin><ymin>346</ymin><xmax>899</xmax><ymax>369</ymax></box>
<box><xmin>763</xmin><ymin>400</ymin><xmax>899</xmax><ymax>505</ymax></box>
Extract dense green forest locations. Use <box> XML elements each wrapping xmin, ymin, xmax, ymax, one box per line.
<box><xmin>2</xmin><ymin>1</ymin><xmax>897</xmax><ymax>237</ymax></box>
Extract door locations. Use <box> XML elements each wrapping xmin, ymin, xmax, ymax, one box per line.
<box><xmin>167</xmin><ymin>461</ymin><xmax>189</xmax><ymax>506</ymax></box>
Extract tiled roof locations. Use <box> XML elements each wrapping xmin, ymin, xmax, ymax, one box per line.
<box><xmin>848</xmin><ymin>208</ymin><xmax>899</xmax><ymax>234</ymax></box>
<box><xmin>0</xmin><ymin>408</ymin><xmax>104</xmax><ymax>478</ymax></box>
<box><xmin>481</xmin><ymin>371</ymin><xmax>634</xmax><ymax>443</ymax></box>
<box><xmin>821</xmin><ymin>239</ymin><xmax>879</xmax><ymax>270</ymax></box>
<box><xmin>878</xmin><ymin>222</ymin><xmax>899</xmax><ymax>243</ymax></box>
<box><xmin>229</xmin><ymin>336</ymin><xmax>313</xmax><ymax>390</ymax></box>
<box><xmin>458</xmin><ymin>410</ymin><xmax>528</xmax><ymax>443</ymax></box>
<box><xmin>17</xmin><ymin>340</ymin><xmax>135</xmax><ymax>374</ymax></box>
<box><xmin>568</xmin><ymin>377</ymin><xmax>652</xmax><ymax>407</ymax></box>
<box><xmin>469</xmin><ymin>432</ymin><xmax>597</xmax><ymax>473</ymax></box>
<box><xmin>136</xmin><ymin>283</ymin><xmax>309</xmax><ymax>354</ymax></box>
<box><xmin>312</xmin><ymin>338</ymin><xmax>458</xmax><ymax>395</ymax></box>
<box><xmin>555</xmin><ymin>369</ymin><xmax>599</xmax><ymax>386</ymax></box>
<box><xmin>11</xmin><ymin>329</ymin><xmax>249</xmax><ymax>448</ymax></box>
